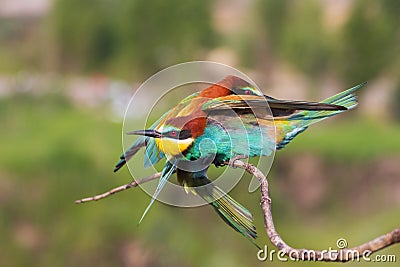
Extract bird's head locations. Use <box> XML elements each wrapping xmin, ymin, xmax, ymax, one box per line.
<box><xmin>213</xmin><ymin>75</ymin><xmax>264</xmax><ymax>97</ymax></box>
<box><xmin>232</xmin><ymin>85</ymin><xmax>263</xmax><ymax>96</ymax></box>
<box><xmin>128</xmin><ymin>116</ymin><xmax>207</xmax><ymax>158</ymax></box>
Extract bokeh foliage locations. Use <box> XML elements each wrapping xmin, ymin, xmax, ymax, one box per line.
<box><xmin>338</xmin><ymin>0</ymin><xmax>400</xmax><ymax>83</ymax></box>
<box><xmin>50</xmin><ymin>0</ymin><xmax>216</xmax><ymax>79</ymax></box>
<box><xmin>256</xmin><ymin>0</ymin><xmax>400</xmax><ymax>83</ymax></box>
<box><xmin>259</xmin><ymin>0</ymin><xmax>331</xmax><ymax>76</ymax></box>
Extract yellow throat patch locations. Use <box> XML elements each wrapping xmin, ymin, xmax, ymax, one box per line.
<box><xmin>155</xmin><ymin>137</ymin><xmax>193</xmax><ymax>157</ymax></box>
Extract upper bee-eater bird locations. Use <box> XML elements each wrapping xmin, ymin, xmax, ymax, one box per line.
<box><xmin>114</xmin><ymin>75</ymin><xmax>365</xmax><ymax>247</ymax></box>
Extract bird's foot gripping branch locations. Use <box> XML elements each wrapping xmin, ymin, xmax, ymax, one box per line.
<box><xmin>75</xmin><ymin>160</ymin><xmax>400</xmax><ymax>263</ymax></box>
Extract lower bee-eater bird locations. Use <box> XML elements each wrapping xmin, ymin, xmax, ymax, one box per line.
<box><xmin>115</xmin><ymin>75</ymin><xmax>365</xmax><ymax>247</ymax></box>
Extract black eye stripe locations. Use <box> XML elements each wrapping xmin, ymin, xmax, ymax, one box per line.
<box><xmin>164</xmin><ymin>129</ymin><xmax>192</xmax><ymax>140</ymax></box>
<box><xmin>178</xmin><ymin>129</ymin><xmax>192</xmax><ymax>140</ymax></box>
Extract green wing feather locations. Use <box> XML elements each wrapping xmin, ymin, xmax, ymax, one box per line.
<box><xmin>177</xmin><ymin>169</ymin><xmax>259</xmax><ymax>248</ymax></box>
<box><xmin>201</xmin><ymin>95</ymin><xmax>346</xmax><ymax>113</ymax></box>
<box><xmin>275</xmin><ymin>82</ymin><xmax>366</xmax><ymax>149</ymax></box>
<box><xmin>138</xmin><ymin>160</ymin><xmax>177</xmax><ymax>223</ymax></box>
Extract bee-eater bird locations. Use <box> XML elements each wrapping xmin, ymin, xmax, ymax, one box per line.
<box><xmin>115</xmin><ymin>75</ymin><xmax>365</xmax><ymax>247</ymax></box>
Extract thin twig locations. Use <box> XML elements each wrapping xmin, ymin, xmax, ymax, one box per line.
<box><xmin>74</xmin><ymin>172</ymin><xmax>161</xmax><ymax>204</ymax></box>
<box><xmin>231</xmin><ymin>159</ymin><xmax>400</xmax><ymax>262</ymax></box>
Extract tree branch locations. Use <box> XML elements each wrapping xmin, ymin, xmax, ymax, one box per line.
<box><xmin>74</xmin><ymin>172</ymin><xmax>161</xmax><ymax>204</ymax></box>
<box><xmin>75</xmin><ymin>161</ymin><xmax>400</xmax><ymax>262</ymax></box>
<box><xmin>231</xmin><ymin>159</ymin><xmax>400</xmax><ymax>262</ymax></box>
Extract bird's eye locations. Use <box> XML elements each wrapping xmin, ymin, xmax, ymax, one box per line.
<box><xmin>170</xmin><ymin>130</ymin><xmax>177</xmax><ymax>137</ymax></box>
<box><xmin>245</xmin><ymin>90</ymin><xmax>251</xmax><ymax>95</ymax></box>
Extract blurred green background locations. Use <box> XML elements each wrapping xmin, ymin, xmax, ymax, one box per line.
<box><xmin>1</xmin><ymin>0</ymin><xmax>399</xmax><ymax>266</ymax></box>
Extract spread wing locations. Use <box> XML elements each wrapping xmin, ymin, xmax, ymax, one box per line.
<box><xmin>201</xmin><ymin>94</ymin><xmax>346</xmax><ymax>118</ymax></box>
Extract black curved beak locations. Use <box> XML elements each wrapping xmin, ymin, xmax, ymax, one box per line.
<box><xmin>127</xmin><ymin>129</ymin><xmax>162</xmax><ymax>138</ymax></box>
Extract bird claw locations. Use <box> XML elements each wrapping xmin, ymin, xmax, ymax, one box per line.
<box><xmin>228</xmin><ymin>155</ymin><xmax>247</xmax><ymax>168</ymax></box>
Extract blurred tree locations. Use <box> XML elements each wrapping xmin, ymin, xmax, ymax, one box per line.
<box><xmin>258</xmin><ymin>0</ymin><xmax>289</xmax><ymax>53</ymax></box>
<box><xmin>337</xmin><ymin>0</ymin><xmax>400</xmax><ymax>83</ymax></box>
<box><xmin>50</xmin><ymin>0</ymin><xmax>118</xmax><ymax>72</ymax></box>
<box><xmin>394</xmin><ymin>83</ymin><xmax>400</xmax><ymax>121</ymax></box>
<box><xmin>380</xmin><ymin>0</ymin><xmax>400</xmax><ymax>115</ymax></box>
<box><xmin>50</xmin><ymin>0</ymin><xmax>216</xmax><ymax>79</ymax></box>
<box><xmin>279</xmin><ymin>1</ymin><xmax>331</xmax><ymax>76</ymax></box>
<box><xmin>236</xmin><ymin>0</ymin><xmax>290</xmax><ymax>70</ymax></box>
<box><xmin>258</xmin><ymin>0</ymin><xmax>331</xmax><ymax>76</ymax></box>
<box><xmin>114</xmin><ymin>0</ymin><xmax>216</xmax><ymax>78</ymax></box>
